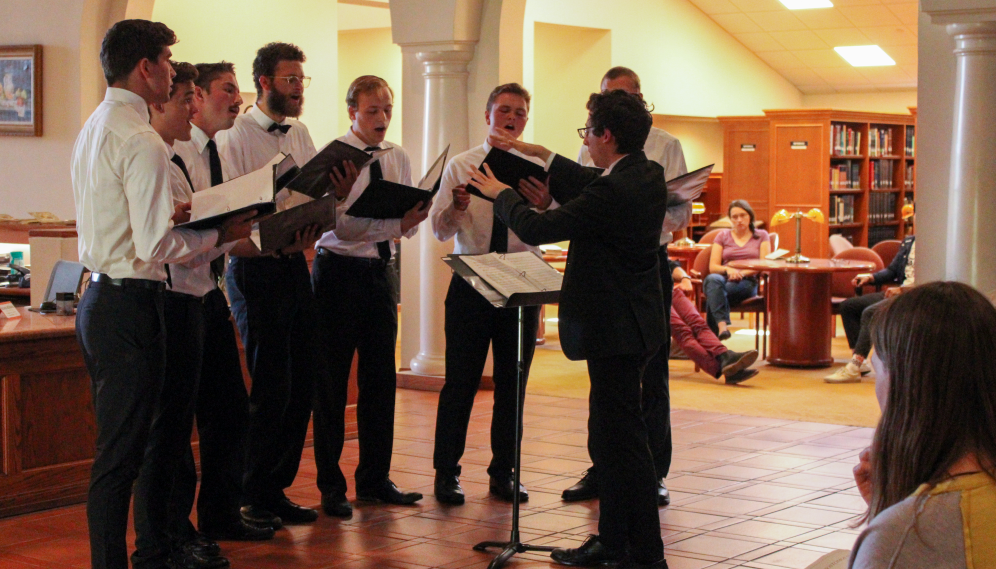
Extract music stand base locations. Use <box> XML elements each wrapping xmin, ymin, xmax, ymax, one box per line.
<box><xmin>474</xmin><ymin>540</ymin><xmax>556</xmax><ymax>569</ymax></box>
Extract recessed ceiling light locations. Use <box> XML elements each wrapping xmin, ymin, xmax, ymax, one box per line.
<box><xmin>779</xmin><ymin>0</ymin><xmax>833</xmax><ymax>9</ymax></box>
<box><xmin>834</xmin><ymin>45</ymin><xmax>896</xmax><ymax>67</ymax></box>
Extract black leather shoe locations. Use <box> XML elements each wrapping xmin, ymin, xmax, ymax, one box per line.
<box><xmin>267</xmin><ymin>498</ymin><xmax>318</xmax><ymax>524</ymax></box>
<box><xmin>435</xmin><ymin>474</ymin><xmax>465</xmax><ymax>505</ymax></box>
<box><xmin>562</xmin><ymin>469</ymin><xmax>598</xmax><ymax>502</ymax></box>
<box><xmin>551</xmin><ymin>535</ymin><xmax>626</xmax><ymax>566</ymax></box>
<box><xmin>167</xmin><ymin>547</ymin><xmax>230</xmax><ymax>569</ymax></box>
<box><xmin>717</xmin><ymin>349</ymin><xmax>758</xmax><ymax>379</ymax></box>
<box><xmin>725</xmin><ymin>368</ymin><xmax>759</xmax><ymax>385</ymax></box>
<box><xmin>356</xmin><ymin>479</ymin><xmax>423</xmax><ymax>505</ymax></box>
<box><xmin>619</xmin><ymin>556</ymin><xmax>668</xmax><ymax>569</ymax></box>
<box><xmin>201</xmin><ymin>519</ymin><xmax>275</xmax><ymax>541</ymax></box>
<box><xmin>183</xmin><ymin>533</ymin><xmax>220</xmax><ymax>558</ymax></box>
<box><xmin>657</xmin><ymin>479</ymin><xmax>671</xmax><ymax>507</ymax></box>
<box><xmin>489</xmin><ymin>475</ymin><xmax>527</xmax><ymax>503</ymax></box>
<box><xmin>239</xmin><ymin>505</ymin><xmax>282</xmax><ymax>530</ymax></box>
<box><xmin>321</xmin><ymin>493</ymin><xmax>353</xmax><ymax>518</ymax></box>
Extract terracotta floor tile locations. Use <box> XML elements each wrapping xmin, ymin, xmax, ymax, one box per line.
<box><xmin>668</xmin><ymin>534</ymin><xmax>769</xmax><ymax>558</ymax></box>
<box><xmin>721</xmin><ymin>483</ymin><xmax>823</xmax><ymax>503</ymax></box>
<box><xmin>803</xmin><ymin>461</ymin><xmax>859</xmax><ymax>479</ymax></box>
<box><xmin>732</xmin><ymin>455</ymin><xmax>818</xmax><ymax>471</ymax></box>
<box><xmin>775</xmin><ymin>445</ymin><xmax>853</xmax><ymax>459</ymax></box>
<box><xmin>660</xmin><ymin>509</ymin><xmax>734</xmax><ymax>530</ymax></box>
<box><xmin>699</xmin><ymin>465</ymin><xmax>780</xmax><ymax>481</ymax></box>
<box><xmin>711</xmin><ymin>520</ymin><xmax>814</xmax><ymax>541</ymax></box>
<box><xmin>683</xmin><ymin>496</ymin><xmax>772</xmax><ymax>516</ymax></box>
<box><xmin>751</xmin><ymin>545</ymin><xmax>836</xmax><ymax>568</ymax></box>
<box><xmin>806</xmin><ymin>492</ymin><xmax>868</xmax><ymax>513</ymax></box>
<box><xmin>667</xmin><ymin>475</ymin><xmax>743</xmax><ymax>493</ymax></box>
<box><xmin>768</xmin><ymin>472</ymin><xmax>851</xmax><ymax>490</ymax></box>
<box><xmin>761</xmin><ymin>505</ymin><xmax>858</xmax><ymax>526</ymax></box>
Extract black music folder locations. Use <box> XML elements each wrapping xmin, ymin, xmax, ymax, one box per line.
<box><xmin>178</xmin><ymin>154</ymin><xmax>294</xmax><ymax>231</ymax></box>
<box><xmin>666</xmin><ymin>164</ymin><xmax>714</xmax><ymax>206</ymax></box>
<box><xmin>465</xmin><ymin>147</ymin><xmax>547</xmax><ymax>203</ymax></box>
<box><xmin>257</xmin><ymin>194</ymin><xmax>338</xmax><ymax>254</ymax></box>
<box><xmin>443</xmin><ymin>251</ymin><xmax>561</xmax><ymax>308</ymax></box>
<box><xmin>285</xmin><ymin>140</ymin><xmax>392</xmax><ymax>199</ymax></box>
<box><xmin>345</xmin><ymin>145</ymin><xmax>450</xmax><ymax>219</ymax></box>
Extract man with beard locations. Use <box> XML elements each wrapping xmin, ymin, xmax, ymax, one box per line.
<box><xmin>170</xmin><ymin>61</ymin><xmax>275</xmax><ymax>551</ymax></box>
<box><xmin>429</xmin><ymin>83</ymin><xmax>553</xmax><ymax>505</ymax></box>
<box><xmin>219</xmin><ymin>42</ymin><xmax>324</xmax><ymax>530</ymax></box>
<box><xmin>311</xmin><ymin>75</ymin><xmax>427</xmax><ymax>517</ymax></box>
<box><xmin>72</xmin><ymin>21</ymin><xmax>252</xmax><ymax>569</ymax></box>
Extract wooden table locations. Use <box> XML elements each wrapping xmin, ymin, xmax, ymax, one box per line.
<box><xmin>728</xmin><ymin>258</ymin><xmax>876</xmax><ymax>368</ymax></box>
<box><xmin>667</xmin><ymin>243</ymin><xmax>709</xmax><ymax>273</ymax></box>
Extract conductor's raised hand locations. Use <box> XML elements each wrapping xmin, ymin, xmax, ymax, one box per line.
<box><xmin>401</xmin><ymin>200</ymin><xmax>431</xmax><ymax>233</ymax></box>
<box><xmin>172</xmin><ymin>202</ymin><xmax>192</xmax><ymax>224</ymax></box>
<box><xmin>216</xmin><ymin>210</ymin><xmax>257</xmax><ymax>246</ymax></box>
<box><xmin>487</xmin><ymin>131</ymin><xmax>551</xmax><ymax>162</ymax></box>
<box><xmin>467</xmin><ymin>164</ymin><xmax>511</xmax><ymax>200</ymax></box>
<box><xmin>281</xmin><ymin>224</ymin><xmax>322</xmax><ymax>255</ymax></box>
<box><xmin>519</xmin><ymin>175</ymin><xmax>552</xmax><ymax>211</ymax></box>
<box><xmin>329</xmin><ymin>160</ymin><xmax>359</xmax><ymax>200</ymax></box>
<box><xmin>451</xmin><ymin>184</ymin><xmax>471</xmax><ymax>211</ymax></box>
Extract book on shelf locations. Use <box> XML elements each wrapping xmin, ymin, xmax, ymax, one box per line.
<box><xmin>869</xmin><ymin>192</ymin><xmax>897</xmax><ymax>224</ymax></box>
<box><xmin>905</xmin><ymin>127</ymin><xmax>916</xmax><ymax>157</ymax></box>
<box><xmin>831</xmin><ymin>124</ymin><xmax>861</xmax><ymax>156</ymax></box>
<box><xmin>869</xmin><ymin>127</ymin><xmax>894</xmax><ymax>157</ymax></box>
<box><xmin>905</xmin><ymin>163</ymin><xmax>914</xmax><ymax>189</ymax></box>
<box><xmin>870</xmin><ymin>160</ymin><xmax>895</xmax><ymax>189</ymax></box>
<box><xmin>830</xmin><ymin>160</ymin><xmax>861</xmax><ymax>190</ymax></box>
<box><xmin>829</xmin><ymin>194</ymin><xmax>855</xmax><ymax>224</ymax></box>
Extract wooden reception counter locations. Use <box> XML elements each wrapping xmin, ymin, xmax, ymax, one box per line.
<box><xmin>0</xmin><ymin>304</ymin><xmax>358</xmax><ymax>518</ymax></box>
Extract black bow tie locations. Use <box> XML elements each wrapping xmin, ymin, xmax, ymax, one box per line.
<box><xmin>268</xmin><ymin>122</ymin><xmax>291</xmax><ymax>134</ymax></box>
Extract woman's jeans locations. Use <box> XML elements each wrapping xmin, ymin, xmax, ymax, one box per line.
<box><xmin>703</xmin><ymin>273</ymin><xmax>758</xmax><ymax>333</ymax></box>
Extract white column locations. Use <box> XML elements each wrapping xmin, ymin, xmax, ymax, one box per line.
<box><xmin>945</xmin><ymin>22</ymin><xmax>996</xmax><ymax>293</ymax></box>
<box><xmin>409</xmin><ymin>44</ymin><xmax>476</xmax><ymax>376</ymax></box>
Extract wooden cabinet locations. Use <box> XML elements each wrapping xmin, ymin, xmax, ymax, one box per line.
<box><xmin>720</xmin><ymin>109</ymin><xmax>916</xmax><ymax>259</ymax></box>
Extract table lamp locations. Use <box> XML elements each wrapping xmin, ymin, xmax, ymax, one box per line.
<box><xmin>770</xmin><ymin>208</ymin><xmax>825</xmax><ymax>263</ymax></box>
<box><xmin>672</xmin><ymin>202</ymin><xmax>706</xmax><ymax>247</ymax></box>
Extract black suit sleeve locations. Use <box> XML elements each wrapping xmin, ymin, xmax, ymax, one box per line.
<box><xmin>872</xmin><ymin>237</ymin><xmax>913</xmax><ymax>285</ymax></box>
<box><xmin>494</xmin><ymin>176</ymin><xmax>614</xmax><ymax>247</ymax></box>
<box><xmin>548</xmin><ymin>154</ymin><xmax>601</xmax><ymax>205</ymax></box>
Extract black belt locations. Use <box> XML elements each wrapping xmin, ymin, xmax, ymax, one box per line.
<box><xmin>317</xmin><ymin>247</ymin><xmax>388</xmax><ymax>269</ymax></box>
<box><xmin>91</xmin><ymin>272</ymin><xmax>166</xmax><ymax>291</ymax></box>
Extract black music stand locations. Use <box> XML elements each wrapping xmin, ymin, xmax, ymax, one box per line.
<box><xmin>442</xmin><ymin>254</ymin><xmax>561</xmax><ymax>569</ymax></box>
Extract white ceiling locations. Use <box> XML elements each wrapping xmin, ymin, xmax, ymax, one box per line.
<box><xmin>686</xmin><ymin>0</ymin><xmax>918</xmax><ymax>94</ymax></box>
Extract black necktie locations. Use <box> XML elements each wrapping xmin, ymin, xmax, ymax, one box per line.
<box><xmin>366</xmin><ymin>146</ymin><xmax>391</xmax><ymax>261</ymax></box>
<box><xmin>167</xmin><ymin>153</ymin><xmax>192</xmax><ymax>289</ymax></box>
<box><xmin>205</xmin><ymin>139</ymin><xmax>223</xmax><ymax>187</ymax></box>
<box><xmin>489</xmin><ymin>213</ymin><xmax>508</xmax><ymax>253</ymax></box>
<box><xmin>268</xmin><ymin>122</ymin><xmax>291</xmax><ymax>134</ymax></box>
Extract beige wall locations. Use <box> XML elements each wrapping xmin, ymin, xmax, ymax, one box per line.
<box><xmin>533</xmin><ymin>23</ymin><xmax>611</xmax><ymax>159</ymax></box>
<box><xmin>338</xmin><ymin>28</ymin><xmax>403</xmax><ymax>138</ymax></box>
<box><xmin>151</xmin><ymin>0</ymin><xmax>339</xmax><ymax>147</ymax></box>
<box><xmin>655</xmin><ymin>115</ymin><xmax>724</xmax><ymax>173</ymax></box>
<box><xmin>802</xmin><ymin>90</ymin><xmax>918</xmax><ymax>114</ymax></box>
<box><xmin>0</xmin><ymin>0</ymin><xmax>85</xmax><ymax>219</ymax></box>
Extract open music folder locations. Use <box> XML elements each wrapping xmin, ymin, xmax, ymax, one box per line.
<box><xmin>256</xmin><ymin>193</ymin><xmax>338</xmax><ymax>254</ymax></box>
<box><xmin>443</xmin><ymin>251</ymin><xmax>561</xmax><ymax>308</ymax></box>
<box><xmin>285</xmin><ymin>139</ymin><xmax>392</xmax><ymax>200</ymax></box>
<box><xmin>178</xmin><ymin>153</ymin><xmax>296</xmax><ymax>231</ymax></box>
<box><xmin>345</xmin><ymin>145</ymin><xmax>450</xmax><ymax>219</ymax></box>
<box><xmin>465</xmin><ymin>147</ymin><xmax>547</xmax><ymax>203</ymax></box>
<box><xmin>666</xmin><ymin>163</ymin><xmax>714</xmax><ymax>205</ymax></box>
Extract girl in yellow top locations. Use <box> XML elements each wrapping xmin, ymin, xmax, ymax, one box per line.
<box><xmin>848</xmin><ymin>281</ymin><xmax>996</xmax><ymax>569</ymax></box>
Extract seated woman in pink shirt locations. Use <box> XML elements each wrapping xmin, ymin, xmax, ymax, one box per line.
<box><xmin>668</xmin><ymin>260</ymin><xmax>758</xmax><ymax>384</ymax></box>
<box><xmin>703</xmin><ymin>200</ymin><xmax>770</xmax><ymax>340</ymax></box>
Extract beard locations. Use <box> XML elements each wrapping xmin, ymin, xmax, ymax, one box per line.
<box><xmin>267</xmin><ymin>89</ymin><xmax>303</xmax><ymax>118</ymax></box>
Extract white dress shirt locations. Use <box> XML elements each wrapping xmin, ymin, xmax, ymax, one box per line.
<box><xmin>317</xmin><ymin>128</ymin><xmax>417</xmax><ymax>258</ymax></box>
<box><xmin>431</xmin><ymin>141</ymin><xmax>548</xmax><ymax>255</ymax></box>
<box><xmin>578</xmin><ymin>126</ymin><xmax>691</xmax><ymax>245</ymax></box>
<box><xmin>71</xmin><ymin>87</ymin><xmax>218</xmax><ymax>281</ymax></box>
<box><xmin>218</xmin><ymin>105</ymin><xmax>317</xmax><ymax>178</ymax></box>
<box><xmin>170</xmin><ymin>133</ymin><xmax>237</xmax><ymax>298</ymax></box>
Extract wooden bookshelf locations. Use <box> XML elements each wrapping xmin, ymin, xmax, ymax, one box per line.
<box><xmin>719</xmin><ymin>109</ymin><xmax>916</xmax><ymax>258</ymax></box>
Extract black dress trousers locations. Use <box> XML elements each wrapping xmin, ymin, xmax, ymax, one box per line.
<box><xmin>640</xmin><ymin>245</ymin><xmax>673</xmax><ymax>479</ymax></box>
<box><xmin>226</xmin><ymin>254</ymin><xmax>318</xmax><ymax>507</ymax></box>
<box><xmin>76</xmin><ymin>282</ymin><xmax>167</xmax><ymax>569</ymax></box>
<box><xmin>312</xmin><ymin>250</ymin><xmax>399</xmax><ymax>496</ymax></box>
<box><xmin>433</xmin><ymin>274</ymin><xmax>540</xmax><ymax>478</ymax></box>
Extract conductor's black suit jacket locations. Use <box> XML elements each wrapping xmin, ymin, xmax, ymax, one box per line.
<box><xmin>493</xmin><ymin>152</ymin><xmax>669</xmax><ymax>361</ymax></box>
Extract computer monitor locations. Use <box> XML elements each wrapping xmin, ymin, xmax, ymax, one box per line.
<box><xmin>39</xmin><ymin>259</ymin><xmax>86</xmax><ymax>307</ymax></box>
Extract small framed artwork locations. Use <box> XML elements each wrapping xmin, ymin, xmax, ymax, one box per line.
<box><xmin>0</xmin><ymin>45</ymin><xmax>42</xmax><ymax>136</ymax></box>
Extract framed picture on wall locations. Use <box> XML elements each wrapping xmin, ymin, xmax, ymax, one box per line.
<box><xmin>0</xmin><ymin>45</ymin><xmax>42</xmax><ymax>136</ymax></box>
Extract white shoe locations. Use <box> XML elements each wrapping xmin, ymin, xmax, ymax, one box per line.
<box><xmin>859</xmin><ymin>360</ymin><xmax>872</xmax><ymax>376</ymax></box>
<box><xmin>824</xmin><ymin>362</ymin><xmax>862</xmax><ymax>383</ymax></box>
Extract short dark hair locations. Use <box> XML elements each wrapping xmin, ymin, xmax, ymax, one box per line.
<box><xmin>728</xmin><ymin>199</ymin><xmax>759</xmax><ymax>237</ymax></box>
<box><xmin>346</xmin><ymin>75</ymin><xmax>393</xmax><ymax>109</ymax></box>
<box><xmin>867</xmin><ymin>282</ymin><xmax>996</xmax><ymax>521</ymax></box>
<box><xmin>168</xmin><ymin>61</ymin><xmax>197</xmax><ymax>99</ymax></box>
<box><xmin>252</xmin><ymin>42</ymin><xmax>305</xmax><ymax>96</ymax></box>
<box><xmin>486</xmin><ymin>83</ymin><xmax>530</xmax><ymax>113</ymax></box>
<box><xmin>194</xmin><ymin>61</ymin><xmax>235</xmax><ymax>92</ymax></box>
<box><xmin>585</xmin><ymin>89</ymin><xmax>652</xmax><ymax>155</ymax></box>
<box><xmin>100</xmin><ymin>19</ymin><xmax>177</xmax><ymax>85</ymax></box>
<box><xmin>602</xmin><ymin>66</ymin><xmax>641</xmax><ymax>91</ymax></box>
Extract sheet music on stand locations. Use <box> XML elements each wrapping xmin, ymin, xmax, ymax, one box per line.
<box><xmin>443</xmin><ymin>251</ymin><xmax>561</xmax><ymax>308</ymax></box>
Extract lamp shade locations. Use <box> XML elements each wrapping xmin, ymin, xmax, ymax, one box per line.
<box><xmin>770</xmin><ymin>209</ymin><xmax>791</xmax><ymax>227</ymax></box>
<box><xmin>804</xmin><ymin>208</ymin><xmax>825</xmax><ymax>224</ymax></box>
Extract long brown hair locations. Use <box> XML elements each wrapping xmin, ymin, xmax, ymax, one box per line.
<box><xmin>728</xmin><ymin>199</ymin><xmax>758</xmax><ymax>237</ymax></box>
<box><xmin>866</xmin><ymin>281</ymin><xmax>996</xmax><ymax>520</ymax></box>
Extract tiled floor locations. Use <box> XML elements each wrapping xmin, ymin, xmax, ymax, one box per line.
<box><xmin>0</xmin><ymin>388</ymin><xmax>869</xmax><ymax>569</ymax></box>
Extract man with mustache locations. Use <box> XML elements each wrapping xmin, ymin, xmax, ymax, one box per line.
<box><xmin>311</xmin><ymin>75</ymin><xmax>427</xmax><ymax>517</ymax></box>
<box><xmin>171</xmin><ymin>61</ymin><xmax>275</xmax><ymax>551</ymax></box>
<box><xmin>428</xmin><ymin>83</ymin><xmax>554</xmax><ymax>505</ymax></box>
<box><xmin>219</xmin><ymin>42</ymin><xmax>324</xmax><ymax>530</ymax></box>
